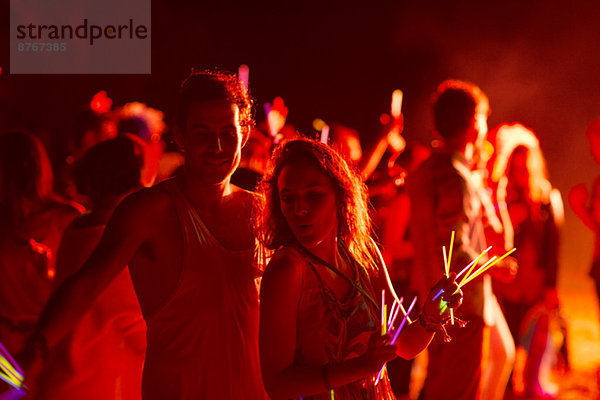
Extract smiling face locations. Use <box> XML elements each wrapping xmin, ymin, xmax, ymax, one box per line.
<box><xmin>277</xmin><ymin>160</ymin><xmax>338</xmax><ymax>249</ymax></box>
<box><xmin>178</xmin><ymin>100</ymin><xmax>244</xmax><ymax>185</ymax></box>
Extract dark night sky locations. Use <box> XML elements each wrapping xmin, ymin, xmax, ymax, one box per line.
<box><xmin>2</xmin><ymin>0</ymin><xmax>600</xmax><ymax>278</ymax></box>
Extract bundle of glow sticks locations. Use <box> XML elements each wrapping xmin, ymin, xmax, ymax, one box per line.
<box><xmin>0</xmin><ymin>340</ymin><xmax>25</xmax><ymax>399</ymax></box>
<box><xmin>434</xmin><ymin>231</ymin><xmax>516</xmax><ymax>316</ymax></box>
<box><xmin>374</xmin><ymin>292</ymin><xmax>418</xmax><ymax>385</ymax></box>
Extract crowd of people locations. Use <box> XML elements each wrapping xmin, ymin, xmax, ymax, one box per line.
<box><xmin>0</xmin><ymin>68</ymin><xmax>592</xmax><ymax>400</ymax></box>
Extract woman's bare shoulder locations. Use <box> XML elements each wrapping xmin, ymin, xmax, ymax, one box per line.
<box><xmin>264</xmin><ymin>246</ymin><xmax>306</xmax><ymax>281</ymax></box>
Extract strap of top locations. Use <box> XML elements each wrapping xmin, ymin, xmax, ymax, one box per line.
<box><xmin>294</xmin><ymin>242</ymin><xmax>379</xmax><ymax>311</ymax></box>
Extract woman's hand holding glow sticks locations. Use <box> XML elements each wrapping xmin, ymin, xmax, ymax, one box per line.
<box><xmin>361</xmin><ymin>333</ymin><xmax>398</xmax><ymax>377</ymax></box>
<box><xmin>425</xmin><ymin>273</ymin><xmax>462</xmax><ymax>318</ymax></box>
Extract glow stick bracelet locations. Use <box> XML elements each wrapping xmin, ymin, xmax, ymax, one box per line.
<box><xmin>375</xmin><ymin>296</ymin><xmax>418</xmax><ymax>385</ymax></box>
<box><xmin>391</xmin><ymin>90</ymin><xmax>403</xmax><ymax>119</ymax></box>
<box><xmin>387</xmin><ymin>297</ymin><xmax>403</xmax><ymax>330</ymax></box>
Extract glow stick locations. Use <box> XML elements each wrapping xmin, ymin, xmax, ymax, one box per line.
<box><xmin>391</xmin><ymin>296</ymin><xmax>418</xmax><ymax>345</ymax></box>
<box><xmin>380</xmin><ymin>290</ymin><xmax>385</xmax><ymax>332</ymax></box>
<box><xmin>447</xmin><ymin>231</ymin><xmax>455</xmax><ymax>276</ymax></box>
<box><xmin>459</xmin><ymin>256</ymin><xmax>497</xmax><ymax>288</ymax></box>
<box><xmin>391</xmin><ymin>90</ymin><xmax>403</xmax><ymax>119</ymax></box>
<box><xmin>446</xmin><ymin>232</ymin><xmax>455</xmax><ymax>325</ymax></box>
<box><xmin>435</xmin><ymin>246</ymin><xmax>493</xmax><ymax>307</ymax></box>
<box><xmin>375</xmin><ymin>296</ymin><xmax>418</xmax><ymax>385</ymax></box>
<box><xmin>0</xmin><ymin>356</ymin><xmax>22</xmax><ymax>382</ymax></box>
<box><xmin>0</xmin><ymin>388</ymin><xmax>26</xmax><ymax>400</ymax></box>
<box><xmin>456</xmin><ymin>246</ymin><xmax>492</xmax><ymax>281</ymax></box>
<box><xmin>387</xmin><ymin>297</ymin><xmax>403</xmax><ymax>329</ymax></box>
<box><xmin>0</xmin><ymin>368</ymin><xmax>18</xmax><ymax>387</ymax></box>
<box><xmin>387</xmin><ymin>299</ymin><xmax>398</xmax><ymax>327</ymax></box>
<box><xmin>330</xmin><ymin>389</ymin><xmax>335</xmax><ymax>400</ymax></box>
<box><xmin>320</xmin><ymin>124</ymin><xmax>330</xmax><ymax>144</ymax></box>
<box><xmin>382</xmin><ymin>305</ymin><xmax>388</xmax><ymax>335</ymax></box>
<box><xmin>0</xmin><ymin>355</ymin><xmax>20</xmax><ymax>378</ymax></box>
<box><xmin>397</xmin><ymin>302</ymin><xmax>412</xmax><ymax>324</ymax></box>
<box><xmin>238</xmin><ymin>64</ymin><xmax>249</xmax><ymax>92</ymax></box>
<box><xmin>0</xmin><ymin>370</ymin><xmax>20</xmax><ymax>389</ymax></box>
<box><xmin>442</xmin><ymin>246</ymin><xmax>448</xmax><ymax>276</ymax></box>
<box><xmin>0</xmin><ymin>340</ymin><xmax>22</xmax><ymax>376</ymax></box>
<box><xmin>460</xmin><ymin>249</ymin><xmax>516</xmax><ymax>287</ymax></box>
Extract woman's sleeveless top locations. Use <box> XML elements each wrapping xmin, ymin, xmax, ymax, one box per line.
<box><xmin>291</xmin><ymin>246</ymin><xmax>396</xmax><ymax>400</ymax></box>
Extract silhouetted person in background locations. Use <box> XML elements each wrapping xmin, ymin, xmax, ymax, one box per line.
<box><xmin>489</xmin><ymin>123</ymin><xmax>564</xmax><ymax>398</ymax></box>
<box><xmin>0</xmin><ymin>132</ymin><xmax>82</xmax><ymax>357</ymax></box>
<box><xmin>409</xmin><ymin>81</ymin><xmax>517</xmax><ymax>400</ymax></box>
<box><xmin>34</xmin><ymin>137</ymin><xmax>147</xmax><ymax>400</ymax></box>
<box><xmin>570</xmin><ymin>117</ymin><xmax>600</xmax><ymax>321</ymax></box>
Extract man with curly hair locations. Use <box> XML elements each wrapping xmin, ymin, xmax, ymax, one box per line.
<box><xmin>23</xmin><ymin>71</ymin><xmax>268</xmax><ymax>400</ymax></box>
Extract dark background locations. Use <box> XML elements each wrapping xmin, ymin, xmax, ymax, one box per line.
<box><xmin>2</xmin><ymin>0</ymin><xmax>600</xmax><ymax>279</ymax></box>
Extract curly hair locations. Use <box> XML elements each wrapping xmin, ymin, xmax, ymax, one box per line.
<box><xmin>254</xmin><ymin>138</ymin><xmax>378</xmax><ymax>271</ymax></box>
<box><xmin>175</xmin><ymin>69</ymin><xmax>254</xmax><ymax>135</ymax></box>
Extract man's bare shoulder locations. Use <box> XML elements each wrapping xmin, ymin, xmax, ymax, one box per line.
<box><xmin>230</xmin><ymin>184</ymin><xmax>260</xmax><ymax>203</ymax></box>
<box><xmin>111</xmin><ymin>184</ymin><xmax>175</xmax><ymax>226</ymax></box>
<box><xmin>228</xmin><ymin>184</ymin><xmax>261</xmax><ymax>215</ymax></box>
